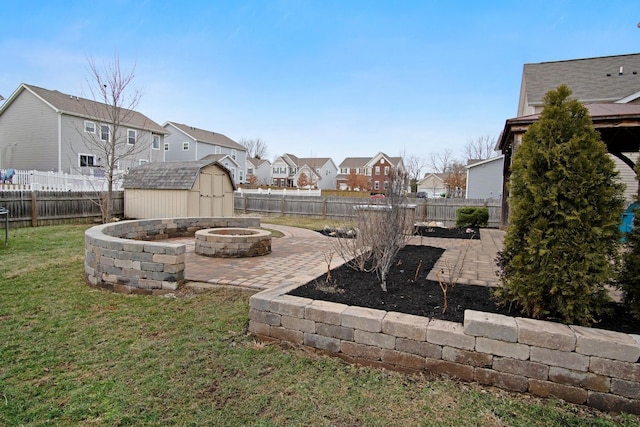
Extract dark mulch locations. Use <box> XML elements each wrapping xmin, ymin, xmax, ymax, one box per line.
<box><xmin>289</xmin><ymin>244</ymin><xmax>639</xmax><ymax>334</ymax></box>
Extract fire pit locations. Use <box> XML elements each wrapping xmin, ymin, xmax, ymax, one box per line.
<box><xmin>195</xmin><ymin>228</ymin><xmax>272</xmax><ymax>258</ymax></box>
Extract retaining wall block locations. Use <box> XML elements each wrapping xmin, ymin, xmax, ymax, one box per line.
<box><xmin>549</xmin><ymin>366</ymin><xmax>610</xmax><ymax>392</ymax></box>
<box><xmin>382</xmin><ymin>312</ymin><xmax>428</xmax><ymax>341</ymax></box>
<box><xmin>590</xmin><ymin>357</ymin><xmax>640</xmax><ymax>382</ymax></box>
<box><xmin>530</xmin><ymin>346</ymin><xmax>589</xmax><ymax>371</ymax></box>
<box><xmin>341</xmin><ymin>306</ymin><xmax>386</xmax><ymax>332</ymax></box>
<box><xmin>426</xmin><ymin>319</ymin><xmax>475</xmax><ymax>350</ymax></box>
<box><xmin>475</xmin><ymin>337</ymin><xmax>530</xmax><ymax>360</ymax></box>
<box><xmin>305</xmin><ymin>300</ymin><xmax>349</xmax><ymax>325</ymax></box>
<box><xmin>249</xmin><ymin>309</ymin><xmax>281</xmax><ymax>326</ymax></box>
<box><xmin>464</xmin><ymin>310</ymin><xmax>518</xmax><ymax>342</ymax></box>
<box><xmin>516</xmin><ymin>317</ymin><xmax>576</xmax><ymax>351</ymax></box>
<box><xmin>270</xmin><ymin>326</ymin><xmax>303</xmax><ymax>344</ymax></box>
<box><xmin>396</xmin><ymin>337</ymin><xmax>442</xmax><ymax>359</ymax></box>
<box><xmin>341</xmin><ymin>341</ymin><xmax>382</xmax><ymax>360</ymax></box>
<box><xmin>424</xmin><ymin>358</ymin><xmax>475</xmax><ymax>382</ymax></box>
<box><xmin>528</xmin><ymin>379</ymin><xmax>588</xmax><ymax>405</ymax></box>
<box><xmin>354</xmin><ymin>330</ymin><xmax>396</xmax><ymax>350</ymax></box>
<box><xmin>611</xmin><ymin>378</ymin><xmax>640</xmax><ymax>400</ymax></box>
<box><xmin>281</xmin><ymin>315</ymin><xmax>315</xmax><ymax>333</ymax></box>
<box><xmin>271</xmin><ymin>295</ymin><xmax>312</xmax><ymax>318</ymax></box>
<box><xmin>493</xmin><ymin>357</ymin><xmax>549</xmax><ymax>380</ymax></box>
<box><xmin>571</xmin><ymin>325</ymin><xmax>640</xmax><ymax>363</ymax></box>
<box><xmin>587</xmin><ymin>391</ymin><xmax>640</xmax><ymax>415</ymax></box>
<box><xmin>381</xmin><ymin>349</ymin><xmax>426</xmax><ymax>370</ymax></box>
<box><xmin>443</xmin><ymin>347</ymin><xmax>493</xmax><ymax>368</ymax></box>
<box><xmin>304</xmin><ymin>333</ymin><xmax>341</xmax><ymax>352</ymax></box>
<box><xmin>475</xmin><ymin>368</ymin><xmax>529</xmax><ymax>393</ymax></box>
<box><xmin>249</xmin><ymin>320</ymin><xmax>271</xmax><ymax>336</ymax></box>
<box><xmin>316</xmin><ymin>323</ymin><xmax>354</xmax><ymax>341</ymax></box>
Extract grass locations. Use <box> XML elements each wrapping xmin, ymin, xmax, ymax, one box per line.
<box><xmin>0</xmin><ymin>223</ymin><xmax>637</xmax><ymax>426</ymax></box>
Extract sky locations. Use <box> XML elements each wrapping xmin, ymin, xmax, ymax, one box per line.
<box><xmin>2</xmin><ymin>0</ymin><xmax>640</xmax><ymax>165</ymax></box>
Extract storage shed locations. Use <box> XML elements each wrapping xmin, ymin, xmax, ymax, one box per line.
<box><xmin>123</xmin><ymin>158</ymin><xmax>236</xmax><ymax>219</ymax></box>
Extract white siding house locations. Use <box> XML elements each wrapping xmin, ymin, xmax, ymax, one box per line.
<box><xmin>465</xmin><ymin>156</ymin><xmax>504</xmax><ymax>200</ymax></box>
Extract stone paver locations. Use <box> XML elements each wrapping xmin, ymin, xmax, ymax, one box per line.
<box><xmin>175</xmin><ymin>223</ymin><xmax>505</xmax><ymax>291</ymax></box>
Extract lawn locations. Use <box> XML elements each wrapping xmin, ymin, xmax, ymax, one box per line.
<box><xmin>0</xmin><ymin>223</ymin><xmax>637</xmax><ymax>426</ymax></box>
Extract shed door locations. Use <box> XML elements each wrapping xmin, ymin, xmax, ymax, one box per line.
<box><xmin>211</xmin><ymin>172</ymin><xmax>226</xmax><ymax>216</ymax></box>
<box><xmin>199</xmin><ymin>172</ymin><xmax>213</xmax><ymax>216</ymax></box>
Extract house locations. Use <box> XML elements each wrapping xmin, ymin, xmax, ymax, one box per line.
<box><xmin>163</xmin><ymin>122</ymin><xmax>247</xmax><ymax>185</ymax></box>
<box><xmin>497</xmin><ymin>53</ymin><xmax>640</xmax><ymax>223</ymax></box>
<box><xmin>336</xmin><ymin>152</ymin><xmax>405</xmax><ymax>193</ymax></box>
<box><xmin>416</xmin><ymin>173</ymin><xmax>448</xmax><ymax>198</ymax></box>
<box><xmin>0</xmin><ymin>83</ymin><xmax>167</xmax><ymax>173</ymax></box>
<box><xmin>246</xmin><ymin>157</ymin><xmax>271</xmax><ymax>185</ymax></box>
<box><xmin>465</xmin><ymin>156</ymin><xmax>504</xmax><ymax>199</ymax></box>
<box><xmin>122</xmin><ymin>158</ymin><xmax>235</xmax><ymax>219</ymax></box>
<box><xmin>271</xmin><ymin>154</ymin><xmax>337</xmax><ymax>190</ymax></box>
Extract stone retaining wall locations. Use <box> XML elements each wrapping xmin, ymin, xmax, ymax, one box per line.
<box><xmin>85</xmin><ymin>217</ymin><xmax>260</xmax><ymax>294</ymax></box>
<box><xmin>249</xmin><ymin>283</ymin><xmax>640</xmax><ymax>415</ymax></box>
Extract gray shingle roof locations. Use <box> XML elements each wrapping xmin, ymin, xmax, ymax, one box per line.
<box><xmin>166</xmin><ymin>122</ymin><xmax>245</xmax><ymax>151</ymax></box>
<box><xmin>523</xmin><ymin>53</ymin><xmax>640</xmax><ymax>108</ymax></box>
<box><xmin>22</xmin><ymin>84</ymin><xmax>167</xmax><ymax>134</ymax></box>
<box><xmin>123</xmin><ymin>159</ymin><xmax>232</xmax><ymax>190</ymax></box>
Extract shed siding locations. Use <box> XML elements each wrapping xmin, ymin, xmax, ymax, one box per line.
<box><xmin>125</xmin><ymin>189</ymin><xmax>189</xmax><ymax>218</ymax></box>
<box><xmin>0</xmin><ymin>89</ymin><xmax>58</xmax><ymax>170</ymax></box>
<box><xmin>466</xmin><ymin>157</ymin><xmax>504</xmax><ymax>200</ymax></box>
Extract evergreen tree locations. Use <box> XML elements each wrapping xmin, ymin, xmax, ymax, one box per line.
<box><xmin>494</xmin><ymin>85</ymin><xmax>625</xmax><ymax>325</ymax></box>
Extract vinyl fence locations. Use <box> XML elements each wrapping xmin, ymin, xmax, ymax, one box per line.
<box><xmin>0</xmin><ymin>191</ymin><xmax>124</xmax><ymax>228</ymax></box>
<box><xmin>234</xmin><ymin>193</ymin><xmax>502</xmax><ymax>228</ymax></box>
<box><xmin>0</xmin><ymin>169</ymin><xmax>123</xmax><ymax>192</ymax></box>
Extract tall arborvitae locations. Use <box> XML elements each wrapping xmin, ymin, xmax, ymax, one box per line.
<box><xmin>494</xmin><ymin>85</ymin><xmax>625</xmax><ymax>326</ymax></box>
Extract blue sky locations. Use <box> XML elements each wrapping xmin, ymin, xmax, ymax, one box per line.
<box><xmin>2</xmin><ymin>1</ymin><xmax>640</xmax><ymax>165</ymax></box>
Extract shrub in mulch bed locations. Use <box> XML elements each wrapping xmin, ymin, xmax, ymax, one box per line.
<box><xmin>317</xmin><ymin>226</ymin><xmax>482</xmax><ymax>240</ymax></box>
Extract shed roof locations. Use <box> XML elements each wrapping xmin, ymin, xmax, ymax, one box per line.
<box><xmin>123</xmin><ymin>159</ymin><xmax>235</xmax><ymax>190</ymax></box>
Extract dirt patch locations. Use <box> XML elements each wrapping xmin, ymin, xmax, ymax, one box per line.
<box><xmin>289</xmin><ymin>244</ymin><xmax>639</xmax><ymax>334</ymax></box>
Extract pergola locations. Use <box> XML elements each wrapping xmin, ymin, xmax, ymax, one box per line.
<box><xmin>496</xmin><ymin>103</ymin><xmax>640</xmax><ymax>226</ymax></box>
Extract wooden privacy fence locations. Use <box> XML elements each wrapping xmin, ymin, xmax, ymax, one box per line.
<box><xmin>234</xmin><ymin>194</ymin><xmax>502</xmax><ymax>228</ymax></box>
<box><xmin>0</xmin><ymin>191</ymin><xmax>124</xmax><ymax>228</ymax></box>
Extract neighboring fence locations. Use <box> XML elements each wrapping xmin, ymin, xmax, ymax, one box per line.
<box><xmin>234</xmin><ymin>193</ymin><xmax>502</xmax><ymax>227</ymax></box>
<box><xmin>236</xmin><ymin>187</ymin><xmax>322</xmax><ymax>197</ymax></box>
<box><xmin>0</xmin><ymin>191</ymin><xmax>124</xmax><ymax>228</ymax></box>
<box><xmin>0</xmin><ymin>169</ymin><xmax>124</xmax><ymax>192</ymax></box>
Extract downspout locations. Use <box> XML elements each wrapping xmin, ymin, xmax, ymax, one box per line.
<box><xmin>57</xmin><ymin>112</ymin><xmax>62</xmax><ymax>172</ymax></box>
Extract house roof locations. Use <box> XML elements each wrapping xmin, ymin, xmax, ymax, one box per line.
<box><xmin>339</xmin><ymin>157</ymin><xmax>371</xmax><ymax>168</ymax></box>
<box><xmin>164</xmin><ymin>122</ymin><xmax>245</xmax><ymax>151</ymax></box>
<box><xmin>247</xmin><ymin>157</ymin><xmax>270</xmax><ymax>168</ymax></box>
<box><xmin>465</xmin><ymin>155</ymin><xmax>504</xmax><ymax>170</ymax></box>
<box><xmin>123</xmin><ymin>159</ymin><xmax>235</xmax><ymax>190</ymax></box>
<box><xmin>521</xmin><ymin>53</ymin><xmax>640</xmax><ymax>110</ymax></box>
<box><xmin>2</xmin><ymin>84</ymin><xmax>167</xmax><ymax>134</ymax></box>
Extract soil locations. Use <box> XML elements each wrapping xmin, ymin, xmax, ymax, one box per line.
<box><xmin>289</xmin><ymin>241</ymin><xmax>640</xmax><ymax>335</ymax></box>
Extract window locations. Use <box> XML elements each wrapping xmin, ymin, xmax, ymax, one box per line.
<box><xmin>84</xmin><ymin>121</ymin><xmax>95</xmax><ymax>134</ymax></box>
<box><xmin>139</xmin><ymin>159</ymin><xmax>148</xmax><ymax>165</ymax></box>
<box><xmin>183</xmin><ymin>142</ymin><xmax>190</xmax><ymax>151</ymax></box>
<box><xmin>247</xmin><ymin>168</ymin><xmax>254</xmax><ymax>175</ymax></box>
<box><xmin>374</xmin><ymin>181</ymin><xmax>380</xmax><ymax>190</ymax></box>
<box><xmin>375</xmin><ymin>166</ymin><xmax>380</xmax><ymax>175</ymax></box>
<box><xmin>272</xmin><ymin>178</ymin><xmax>278</xmax><ymax>186</ymax></box>
<box><xmin>239</xmin><ymin>170</ymin><xmax>244</xmax><ymax>182</ymax></box>
<box><xmin>384</xmin><ymin>181</ymin><xmax>389</xmax><ymax>190</ymax></box>
<box><xmin>340</xmin><ymin>168</ymin><xmax>348</xmax><ymax>174</ymax></box>
<box><xmin>127</xmin><ymin>129</ymin><xmax>136</xmax><ymax>145</ymax></box>
<box><xmin>230</xmin><ymin>168</ymin><xmax>236</xmax><ymax>180</ymax></box>
<box><xmin>214</xmin><ymin>146</ymin><xmax>221</xmax><ymax>154</ymax></box>
<box><xmin>100</xmin><ymin>124</ymin><xmax>110</xmax><ymax>141</ymax></box>
<box><xmin>79</xmin><ymin>154</ymin><xmax>96</xmax><ymax>167</ymax></box>
<box><xmin>152</xmin><ymin>134</ymin><xmax>160</xmax><ymax>150</ymax></box>
<box><xmin>231</xmin><ymin>149</ymin><xmax>237</xmax><ymax>160</ymax></box>
<box><xmin>384</xmin><ymin>166</ymin><xmax>390</xmax><ymax>176</ymax></box>
<box><xmin>164</xmin><ymin>142</ymin><xmax>170</xmax><ymax>151</ymax></box>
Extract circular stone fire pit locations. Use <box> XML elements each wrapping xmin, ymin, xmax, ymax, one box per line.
<box><xmin>195</xmin><ymin>228</ymin><xmax>272</xmax><ymax>258</ymax></box>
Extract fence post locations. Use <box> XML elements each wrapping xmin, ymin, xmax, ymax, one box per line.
<box><xmin>322</xmin><ymin>198</ymin><xmax>327</xmax><ymax>219</ymax></box>
<box><xmin>31</xmin><ymin>191</ymin><xmax>38</xmax><ymax>227</ymax></box>
<box><xmin>243</xmin><ymin>193</ymin><xmax>247</xmax><ymax>214</ymax></box>
<box><xmin>280</xmin><ymin>197</ymin><xmax>285</xmax><ymax>216</ymax></box>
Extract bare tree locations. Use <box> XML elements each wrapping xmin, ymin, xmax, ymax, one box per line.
<box><xmin>240</xmin><ymin>138</ymin><xmax>269</xmax><ymax>159</ymax></box>
<box><xmin>404</xmin><ymin>153</ymin><xmax>427</xmax><ymax>192</ymax></box>
<box><xmin>80</xmin><ymin>56</ymin><xmax>149</xmax><ymax>222</ymax></box>
<box><xmin>428</xmin><ymin>149</ymin><xmax>456</xmax><ymax>174</ymax></box>
<box><xmin>463</xmin><ymin>135</ymin><xmax>496</xmax><ymax>161</ymax></box>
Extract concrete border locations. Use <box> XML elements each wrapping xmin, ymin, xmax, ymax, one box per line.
<box><xmin>84</xmin><ymin>217</ymin><xmax>260</xmax><ymax>294</ymax></box>
<box><xmin>249</xmin><ymin>282</ymin><xmax>640</xmax><ymax>415</ymax></box>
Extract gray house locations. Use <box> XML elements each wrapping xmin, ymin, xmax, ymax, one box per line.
<box><xmin>163</xmin><ymin>122</ymin><xmax>247</xmax><ymax>185</ymax></box>
<box><xmin>465</xmin><ymin>156</ymin><xmax>504</xmax><ymax>200</ymax></box>
<box><xmin>0</xmin><ymin>83</ymin><xmax>166</xmax><ymax>173</ymax></box>
<box><xmin>246</xmin><ymin>157</ymin><xmax>272</xmax><ymax>185</ymax></box>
